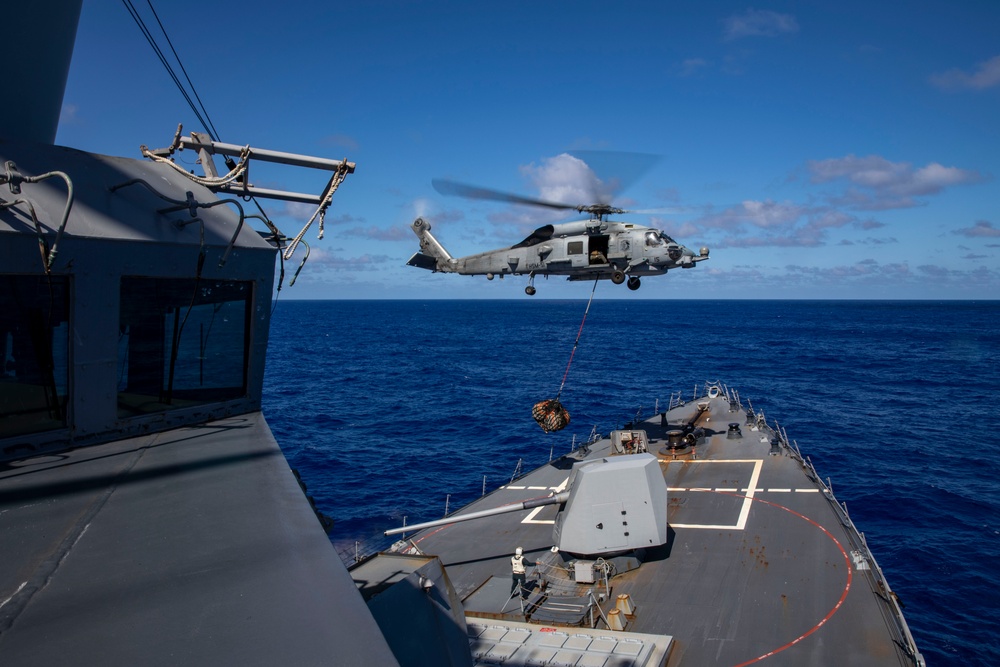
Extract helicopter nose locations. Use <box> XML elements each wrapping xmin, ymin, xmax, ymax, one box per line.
<box><xmin>679</xmin><ymin>245</ymin><xmax>709</xmax><ymax>268</ymax></box>
<box><xmin>679</xmin><ymin>246</ymin><xmax>697</xmax><ymax>268</ymax></box>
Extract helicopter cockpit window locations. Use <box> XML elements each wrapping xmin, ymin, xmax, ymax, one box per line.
<box><xmin>0</xmin><ymin>275</ymin><xmax>70</xmax><ymax>439</ymax></box>
<box><xmin>513</xmin><ymin>224</ymin><xmax>555</xmax><ymax>249</ymax></box>
<box><xmin>117</xmin><ymin>277</ymin><xmax>251</xmax><ymax>418</ymax></box>
<box><xmin>660</xmin><ymin>231</ymin><xmax>676</xmax><ymax>244</ymax></box>
<box><xmin>645</xmin><ymin>231</ymin><xmax>663</xmax><ymax>247</ymax></box>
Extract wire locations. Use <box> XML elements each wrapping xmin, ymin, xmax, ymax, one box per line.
<box><xmin>555</xmin><ymin>277</ymin><xmax>599</xmax><ymax>401</ymax></box>
<box><xmin>121</xmin><ymin>0</ymin><xmax>215</xmax><ymax>138</ymax></box>
<box><xmin>142</xmin><ymin>0</ymin><xmax>221</xmax><ymax>141</ymax></box>
<box><xmin>121</xmin><ymin>0</ymin><xmax>290</xmax><ymax>294</ymax></box>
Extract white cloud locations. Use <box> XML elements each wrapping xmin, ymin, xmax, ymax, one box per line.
<box><xmin>930</xmin><ymin>54</ymin><xmax>1000</xmax><ymax>91</ymax></box>
<box><xmin>678</xmin><ymin>58</ymin><xmax>709</xmax><ymax>76</ymax></box>
<box><xmin>520</xmin><ymin>153</ymin><xmax>611</xmax><ymax>206</ymax></box>
<box><xmin>320</xmin><ymin>133</ymin><xmax>360</xmax><ymax>152</ymax></box>
<box><xmin>954</xmin><ymin>220</ymin><xmax>1000</xmax><ymax>238</ymax></box>
<box><xmin>694</xmin><ymin>199</ymin><xmax>805</xmax><ymax>232</ymax></box>
<box><xmin>723</xmin><ymin>9</ymin><xmax>799</xmax><ymax>40</ymax></box>
<box><xmin>807</xmin><ymin>154</ymin><xmax>984</xmax><ymax>208</ymax></box>
<box><xmin>60</xmin><ymin>103</ymin><xmax>80</xmax><ymax>126</ymax></box>
<box><xmin>309</xmin><ymin>252</ymin><xmax>394</xmax><ymax>271</ymax></box>
<box><xmin>910</xmin><ymin>163</ymin><xmax>983</xmax><ymax>195</ymax></box>
<box><xmin>343</xmin><ymin>226</ymin><xmax>412</xmax><ymax>242</ymax></box>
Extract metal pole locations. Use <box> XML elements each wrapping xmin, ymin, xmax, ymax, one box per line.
<box><xmin>179</xmin><ymin>136</ymin><xmax>356</xmax><ymax>172</ymax></box>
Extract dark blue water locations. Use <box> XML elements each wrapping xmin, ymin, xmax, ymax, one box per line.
<box><xmin>263</xmin><ymin>300</ymin><xmax>1000</xmax><ymax>666</ymax></box>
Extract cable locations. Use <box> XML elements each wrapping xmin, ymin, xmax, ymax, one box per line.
<box><xmin>555</xmin><ymin>277</ymin><xmax>599</xmax><ymax>401</ymax></box>
<box><xmin>121</xmin><ymin>0</ymin><xmax>214</xmax><ymax>138</ymax></box>
<box><xmin>120</xmin><ymin>0</ymin><xmax>317</xmax><ymax>298</ymax></box>
<box><xmin>143</xmin><ymin>0</ymin><xmax>221</xmax><ymax>141</ymax></box>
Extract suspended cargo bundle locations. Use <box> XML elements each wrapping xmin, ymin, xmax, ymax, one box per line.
<box><xmin>532</xmin><ymin>399</ymin><xmax>570</xmax><ymax>433</ymax></box>
<box><xmin>531</xmin><ymin>278</ymin><xmax>599</xmax><ymax>434</ymax></box>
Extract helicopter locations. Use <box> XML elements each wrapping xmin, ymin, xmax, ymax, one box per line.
<box><xmin>407</xmin><ymin>178</ymin><xmax>710</xmax><ymax>295</ymax></box>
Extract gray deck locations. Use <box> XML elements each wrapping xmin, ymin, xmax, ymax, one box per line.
<box><xmin>0</xmin><ymin>413</ymin><xmax>398</xmax><ymax>666</ymax></box>
<box><xmin>397</xmin><ymin>392</ymin><xmax>919</xmax><ymax>666</ymax></box>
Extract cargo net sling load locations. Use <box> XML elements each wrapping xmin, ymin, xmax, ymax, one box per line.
<box><xmin>532</xmin><ymin>278</ymin><xmax>599</xmax><ymax>433</ymax></box>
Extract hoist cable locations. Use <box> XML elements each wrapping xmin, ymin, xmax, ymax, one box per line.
<box><xmin>555</xmin><ymin>276</ymin><xmax>599</xmax><ymax>401</ymax></box>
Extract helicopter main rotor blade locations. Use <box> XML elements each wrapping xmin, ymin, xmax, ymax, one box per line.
<box><xmin>568</xmin><ymin>150</ymin><xmax>661</xmax><ymax>205</ymax></box>
<box><xmin>432</xmin><ymin>178</ymin><xmax>580</xmax><ymax>212</ymax></box>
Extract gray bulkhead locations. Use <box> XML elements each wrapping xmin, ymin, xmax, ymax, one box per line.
<box><xmin>0</xmin><ymin>140</ymin><xmax>274</xmax><ymax>456</ymax></box>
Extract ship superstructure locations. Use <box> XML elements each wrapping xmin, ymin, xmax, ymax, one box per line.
<box><xmin>0</xmin><ymin>4</ymin><xmax>397</xmax><ymax>663</ymax></box>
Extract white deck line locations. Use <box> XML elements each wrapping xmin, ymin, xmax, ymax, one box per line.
<box><xmin>664</xmin><ymin>459</ymin><xmax>763</xmax><ymax>530</ymax></box>
<box><xmin>518</xmin><ymin>476</ymin><xmax>571</xmax><ymax>525</ymax></box>
<box><xmin>521</xmin><ymin>505</ymin><xmax>554</xmax><ymax>525</ymax></box>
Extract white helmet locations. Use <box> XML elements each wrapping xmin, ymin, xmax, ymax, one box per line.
<box><xmin>515</xmin><ymin>547</ymin><xmax>523</xmax><ymax>556</ymax></box>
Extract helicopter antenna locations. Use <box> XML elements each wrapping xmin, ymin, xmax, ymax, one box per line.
<box><xmin>556</xmin><ymin>276</ymin><xmax>600</xmax><ymax>401</ymax></box>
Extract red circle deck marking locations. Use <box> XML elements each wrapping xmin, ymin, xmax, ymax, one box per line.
<box><xmin>706</xmin><ymin>490</ymin><xmax>854</xmax><ymax>666</ymax></box>
<box><xmin>412</xmin><ymin>489</ymin><xmax>851</xmax><ymax>665</ymax></box>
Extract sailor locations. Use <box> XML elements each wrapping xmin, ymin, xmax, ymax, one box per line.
<box><xmin>510</xmin><ymin>547</ymin><xmax>535</xmax><ymax>599</ymax></box>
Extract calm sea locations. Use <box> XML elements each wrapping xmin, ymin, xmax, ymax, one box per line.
<box><xmin>263</xmin><ymin>299</ymin><xmax>1000</xmax><ymax>666</ymax></box>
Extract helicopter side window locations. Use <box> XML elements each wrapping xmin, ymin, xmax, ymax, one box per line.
<box><xmin>568</xmin><ymin>241</ymin><xmax>584</xmax><ymax>255</ymax></box>
<box><xmin>645</xmin><ymin>231</ymin><xmax>663</xmax><ymax>247</ymax></box>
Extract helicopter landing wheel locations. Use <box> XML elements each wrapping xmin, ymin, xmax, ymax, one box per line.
<box><xmin>525</xmin><ymin>285</ymin><xmax>536</xmax><ymax>296</ymax></box>
<box><xmin>611</xmin><ymin>270</ymin><xmax>626</xmax><ymax>285</ymax></box>
<box><xmin>627</xmin><ymin>276</ymin><xmax>641</xmax><ymax>291</ymax></box>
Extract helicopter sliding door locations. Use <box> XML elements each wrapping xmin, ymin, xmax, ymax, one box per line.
<box><xmin>588</xmin><ymin>235</ymin><xmax>609</xmax><ymax>265</ymax></box>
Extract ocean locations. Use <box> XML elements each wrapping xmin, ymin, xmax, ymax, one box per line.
<box><xmin>263</xmin><ymin>299</ymin><xmax>1000</xmax><ymax>666</ymax></box>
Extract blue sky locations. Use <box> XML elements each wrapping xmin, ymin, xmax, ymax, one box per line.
<box><xmin>58</xmin><ymin>1</ymin><xmax>999</xmax><ymax>299</ymax></box>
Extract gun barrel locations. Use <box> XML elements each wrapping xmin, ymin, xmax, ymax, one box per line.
<box><xmin>385</xmin><ymin>492</ymin><xmax>568</xmax><ymax>537</ymax></box>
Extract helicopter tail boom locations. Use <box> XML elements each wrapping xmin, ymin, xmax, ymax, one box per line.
<box><xmin>407</xmin><ymin>217</ymin><xmax>454</xmax><ymax>272</ymax></box>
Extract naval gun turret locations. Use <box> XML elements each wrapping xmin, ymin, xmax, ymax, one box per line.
<box><xmin>386</xmin><ymin>452</ymin><xmax>668</xmax><ymax>561</ymax></box>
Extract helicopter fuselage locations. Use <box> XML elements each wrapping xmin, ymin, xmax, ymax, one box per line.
<box><xmin>408</xmin><ymin>217</ymin><xmax>708</xmax><ymax>292</ymax></box>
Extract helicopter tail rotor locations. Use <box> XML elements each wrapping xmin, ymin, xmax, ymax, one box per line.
<box><xmin>407</xmin><ymin>217</ymin><xmax>454</xmax><ymax>272</ymax></box>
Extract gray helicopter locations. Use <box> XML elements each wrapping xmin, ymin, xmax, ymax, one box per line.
<box><xmin>406</xmin><ymin>178</ymin><xmax>709</xmax><ymax>295</ymax></box>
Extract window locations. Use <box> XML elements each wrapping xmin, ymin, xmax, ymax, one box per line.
<box><xmin>118</xmin><ymin>277</ymin><xmax>252</xmax><ymax>417</ymax></box>
<box><xmin>0</xmin><ymin>275</ymin><xmax>70</xmax><ymax>439</ymax></box>
<box><xmin>568</xmin><ymin>241</ymin><xmax>584</xmax><ymax>255</ymax></box>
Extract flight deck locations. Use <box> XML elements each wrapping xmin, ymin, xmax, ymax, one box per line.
<box><xmin>384</xmin><ymin>386</ymin><xmax>922</xmax><ymax>666</ymax></box>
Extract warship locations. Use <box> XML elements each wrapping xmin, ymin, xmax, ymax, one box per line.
<box><xmin>1</xmin><ymin>2</ymin><xmax>924</xmax><ymax>665</ymax></box>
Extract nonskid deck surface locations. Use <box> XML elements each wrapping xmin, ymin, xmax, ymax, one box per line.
<box><xmin>401</xmin><ymin>393</ymin><xmax>917</xmax><ymax>666</ymax></box>
<box><xmin>0</xmin><ymin>414</ymin><xmax>398</xmax><ymax>666</ymax></box>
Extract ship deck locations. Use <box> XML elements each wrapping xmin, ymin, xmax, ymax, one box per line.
<box><xmin>397</xmin><ymin>389</ymin><xmax>921</xmax><ymax>666</ymax></box>
<box><xmin>0</xmin><ymin>413</ymin><xmax>398</xmax><ymax>666</ymax></box>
